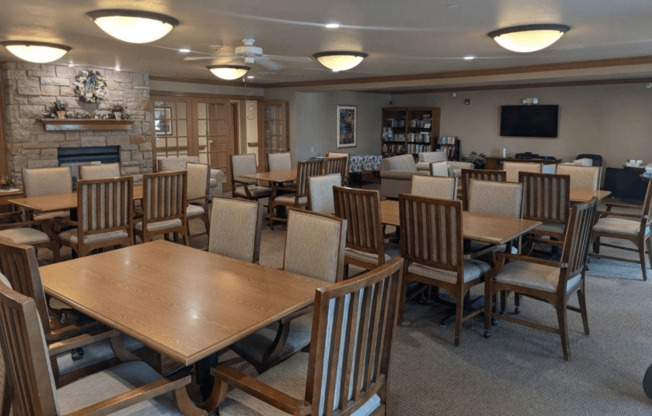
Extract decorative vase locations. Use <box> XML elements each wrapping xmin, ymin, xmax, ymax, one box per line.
<box><xmin>113</xmin><ymin>112</ymin><xmax>123</xmax><ymax>120</ymax></box>
<box><xmin>56</xmin><ymin>111</ymin><xmax>66</xmax><ymax>119</ymax></box>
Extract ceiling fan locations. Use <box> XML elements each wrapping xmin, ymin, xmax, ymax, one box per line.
<box><xmin>183</xmin><ymin>38</ymin><xmax>312</xmax><ymax>70</ymax></box>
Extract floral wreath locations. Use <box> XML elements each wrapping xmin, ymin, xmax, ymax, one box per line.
<box><xmin>73</xmin><ymin>70</ymin><xmax>107</xmax><ymax>103</ymax></box>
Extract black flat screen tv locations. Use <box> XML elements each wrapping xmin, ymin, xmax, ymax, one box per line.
<box><xmin>500</xmin><ymin>105</ymin><xmax>559</xmax><ymax>138</ymax></box>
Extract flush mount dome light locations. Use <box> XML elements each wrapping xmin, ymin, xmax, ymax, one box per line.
<box><xmin>313</xmin><ymin>51</ymin><xmax>368</xmax><ymax>72</ymax></box>
<box><xmin>207</xmin><ymin>65</ymin><xmax>251</xmax><ymax>80</ymax></box>
<box><xmin>1</xmin><ymin>41</ymin><xmax>71</xmax><ymax>63</ymax></box>
<box><xmin>87</xmin><ymin>9</ymin><xmax>179</xmax><ymax>44</ymax></box>
<box><xmin>488</xmin><ymin>24</ymin><xmax>570</xmax><ymax>53</ymax></box>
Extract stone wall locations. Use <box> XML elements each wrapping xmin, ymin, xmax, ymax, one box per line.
<box><xmin>1</xmin><ymin>62</ymin><xmax>153</xmax><ymax>185</ymax></box>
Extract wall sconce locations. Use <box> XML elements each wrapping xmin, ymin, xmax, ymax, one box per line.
<box><xmin>87</xmin><ymin>9</ymin><xmax>179</xmax><ymax>43</ymax></box>
<box><xmin>1</xmin><ymin>41</ymin><xmax>71</xmax><ymax>63</ymax></box>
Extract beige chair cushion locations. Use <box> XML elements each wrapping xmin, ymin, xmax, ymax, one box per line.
<box><xmin>59</xmin><ymin>229</ymin><xmax>129</xmax><ymax>245</ymax></box>
<box><xmin>78</xmin><ymin>163</ymin><xmax>120</xmax><ymax>180</ymax></box>
<box><xmin>233</xmin><ymin>185</ymin><xmax>271</xmax><ymax>199</ymax></box>
<box><xmin>274</xmin><ymin>195</ymin><xmax>308</xmax><ymax>205</ymax></box>
<box><xmin>345</xmin><ymin>242</ymin><xmax>400</xmax><ymax>265</ymax></box>
<box><xmin>494</xmin><ymin>260</ymin><xmax>581</xmax><ymax>293</ymax></box>
<box><xmin>593</xmin><ymin>217</ymin><xmax>649</xmax><ymax>237</ymax></box>
<box><xmin>308</xmin><ymin>174</ymin><xmax>341</xmax><ymax>214</ymax></box>
<box><xmin>268</xmin><ymin>152</ymin><xmax>292</xmax><ymax>171</ymax></box>
<box><xmin>468</xmin><ymin>180</ymin><xmax>523</xmax><ymax>218</ymax></box>
<box><xmin>22</xmin><ymin>166</ymin><xmax>73</xmax><ymax>197</ymax></box>
<box><xmin>502</xmin><ymin>162</ymin><xmax>542</xmax><ymax>183</ymax></box>
<box><xmin>135</xmin><ymin>218</ymin><xmax>182</xmax><ymax>232</ymax></box>
<box><xmin>0</xmin><ymin>227</ymin><xmax>50</xmax><ymax>245</ymax></box>
<box><xmin>411</xmin><ymin>176</ymin><xmax>456</xmax><ymax>199</ymax></box>
<box><xmin>555</xmin><ymin>164</ymin><xmax>600</xmax><ymax>190</ymax></box>
<box><xmin>209</xmin><ymin>198</ymin><xmax>261</xmax><ymax>263</ymax></box>
<box><xmin>186</xmin><ymin>204</ymin><xmax>205</xmax><ymax>218</ymax></box>
<box><xmin>408</xmin><ymin>259</ymin><xmax>491</xmax><ymax>284</ymax></box>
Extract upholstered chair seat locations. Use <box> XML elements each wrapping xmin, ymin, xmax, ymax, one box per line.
<box><xmin>59</xmin><ymin>229</ymin><xmax>129</xmax><ymax>245</ymax></box>
<box><xmin>592</xmin><ymin>217</ymin><xmax>648</xmax><ymax>236</ymax></box>
<box><xmin>0</xmin><ymin>226</ymin><xmax>50</xmax><ymax>245</ymax></box>
<box><xmin>493</xmin><ymin>261</ymin><xmax>582</xmax><ymax>293</ymax></box>
<box><xmin>136</xmin><ymin>218</ymin><xmax>183</xmax><ymax>232</ymax></box>
<box><xmin>408</xmin><ymin>259</ymin><xmax>491</xmax><ymax>284</ymax></box>
<box><xmin>230</xmin><ymin>154</ymin><xmax>272</xmax><ymax>201</ymax></box>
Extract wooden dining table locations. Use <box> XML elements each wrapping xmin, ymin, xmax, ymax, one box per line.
<box><xmin>40</xmin><ymin>240</ymin><xmax>325</xmax><ymax>367</ymax></box>
<box><xmin>380</xmin><ymin>199</ymin><xmax>541</xmax><ymax>245</ymax></box>
<box><xmin>9</xmin><ymin>185</ymin><xmax>144</xmax><ymax>213</ymax></box>
<box><xmin>570</xmin><ymin>188</ymin><xmax>611</xmax><ymax>203</ymax></box>
<box><xmin>240</xmin><ymin>168</ymin><xmax>297</xmax><ymax>184</ymax></box>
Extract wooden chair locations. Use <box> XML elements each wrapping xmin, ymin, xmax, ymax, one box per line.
<box><xmin>430</xmin><ymin>160</ymin><xmax>450</xmax><ymax>177</ymax></box>
<box><xmin>22</xmin><ymin>166</ymin><xmax>73</xmax><ymax>223</ymax></box>
<box><xmin>333</xmin><ymin>186</ymin><xmax>400</xmax><ymax>277</ymax></box>
<box><xmin>78</xmin><ymin>162</ymin><xmax>121</xmax><ymax>180</ymax></box>
<box><xmin>592</xmin><ymin>179</ymin><xmax>652</xmax><ymax>280</ymax></box>
<box><xmin>326</xmin><ymin>151</ymin><xmax>350</xmax><ymax>185</ymax></box>
<box><xmin>230</xmin><ymin>153</ymin><xmax>272</xmax><ymax>201</ymax></box>
<box><xmin>460</xmin><ymin>168</ymin><xmax>506</xmax><ymax>210</ymax></box>
<box><xmin>0</xmin><ymin>281</ymin><xmax>205</xmax><ymax>415</ymax></box>
<box><xmin>230</xmin><ymin>209</ymin><xmax>347</xmax><ymax>373</ymax></box>
<box><xmin>267</xmin><ymin>151</ymin><xmax>292</xmax><ymax>171</ymax></box>
<box><xmin>0</xmin><ymin>239</ymin><xmax>154</xmax><ymax>388</ymax></box>
<box><xmin>209</xmin><ymin>257</ymin><xmax>404</xmax><ymax>416</ymax></box>
<box><xmin>186</xmin><ymin>162</ymin><xmax>211</xmax><ymax>236</ymax></box>
<box><xmin>208</xmin><ymin>197</ymin><xmax>264</xmax><ymax>263</ymax></box>
<box><xmin>307</xmin><ymin>173</ymin><xmax>342</xmax><ymax>214</ymax></box>
<box><xmin>519</xmin><ymin>172</ymin><xmax>571</xmax><ymax>253</ymax></box>
<box><xmin>269</xmin><ymin>159</ymin><xmax>324</xmax><ymax>228</ymax></box>
<box><xmin>399</xmin><ymin>193</ymin><xmax>491</xmax><ymax>346</ymax></box>
<box><xmin>324</xmin><ymin>154</ymin><xmax>349</xmax><ymax>185</ymax></box>
<box><xmin>58</xmin><ymin>177</ymin><xmax>134</xmax><ymax>257</ymax></box>
<box><xmin>135</xmin><ymin>171</ymin><xmax>189</xmax><ymax>245</ymax></box>
<box><xmin>411</xmin><ymin>175</ymin><xmax>457</xmax><ymax>199</ymax></box>
<box><xmin>556</xmin><ymin>164</ymin><xmax>601</xmax><ymax>190</ymax></box>
<box><xmin>484</xmin><ymin>199</ymin><xmax>598</xmax><ymax>360</ymax></box>
<box><xmin>502</xmin><ymin>161</ymin><xmax>542</xmax><ymax>183</ymax></box>
<box><xmin>0</xmin><ymin>217</ymin><xmax>60</xmax><ymax>262</ymax></box>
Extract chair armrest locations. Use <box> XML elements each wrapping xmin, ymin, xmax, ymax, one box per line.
<box><xmin>596</xmin><ymin>209</ymin><xmax>640</xmax><ymax>219</ymax></box>
<box><xmin>495</xmin><ymin>252</ymin><xmax>565</xmax><ymax>268</ymax></box>
<box><xmin>208</xmin><ymin>365</ymin><xmax>309</xmax><ymax>415</ymax></box>
<box><xmin>48</xmin><ymin>329</ymin><xmax>120</xmax><ymax>356</ymax></box>
<box><xmin>46</xmin><ymin>318</ymin><xmax>106</xmax><ymax>342</ymax></box>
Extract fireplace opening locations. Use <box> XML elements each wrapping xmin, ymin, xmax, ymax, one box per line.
<box><xmin>58</xmin><ymin>146</ymin><xmax>120</xmax><ymax>185</ymax></box>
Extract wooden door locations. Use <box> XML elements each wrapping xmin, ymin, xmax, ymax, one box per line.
<box><xmin>257</xmin><ymin>100</ymin><xmax>287</xmax><ymax>172</ymax></box>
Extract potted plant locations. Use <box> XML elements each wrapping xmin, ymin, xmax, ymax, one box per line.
<box><xmin>462</xmin><ymin>151</ymin><xmax>486</xmax><ymax>169</ymax></box>
<box><xmin>50</xmin><ymin>99</ymin><xmax>68</xmax><ymax>119</ymax></box>
<box><xmin>111</xmin><ymin>103</ymin><xmax>126</xmax><ymax>120</ymax></box>
<box><xmin>0</xmin><ymin>175</ymin><xmax>15</xmax><ymax>191</ymax></box>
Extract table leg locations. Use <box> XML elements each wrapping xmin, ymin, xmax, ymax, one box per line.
<box><xmin>195</xmin><ymin>352</ymin><xmax>219</xmax><ymax>401</ymax></box>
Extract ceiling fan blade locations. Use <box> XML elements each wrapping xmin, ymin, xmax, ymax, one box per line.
<box><xmin>183</xmin><ymin>56</ymin><xmax>220</xmax><ymax>61</ymax></box>
<box><xmin>262</xmin><ymin>54</ymin><xmax>313</xmax><ymax>63</ymax></box>
<box><xmin>256</xmin><ymin>59</ymin><xmax>284</xmax><ymax>70</ymax></box>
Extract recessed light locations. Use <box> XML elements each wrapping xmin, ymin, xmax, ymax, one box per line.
<box><xmin>247</xmin><ymin>75</ymin><xmax>255</xmax><ymax>79</ymax></box>
<box><xmin>463</xmin><ymin>55</ymin><xmax>475</xmax><ymax>60</ymax></box>
<box><xmin>115</xmin><ymin>65</ymin><xmax>121</xmax><ymax>71</ymax></box>
<box><xmin>179</xmin><ymin>48</ymin><xmax>190</xmax><ymax>53</ymax></box>
<box><xmin>325</xmin><ymin>23</ymin><xmax>340</xmax><ymax>29</ymax></box>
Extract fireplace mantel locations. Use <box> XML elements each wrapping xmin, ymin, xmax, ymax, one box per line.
<box><xmin>40</xmin><ymin>119</ymin><xmax>135</xmax><ymax>131</ymax></box>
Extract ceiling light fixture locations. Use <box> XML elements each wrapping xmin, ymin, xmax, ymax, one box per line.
<box><xmin>325</xmin><ymin>23</ymin><xmax>340</xmax><ymax>29</ymax></box>
<box><xmin>207</xmin><ymin>65</ymin><xmax>251</xmax><ymax>80</ymax></box>
<box><xmin>313</xmin><ymin>51</ymin><xmax>368</xmax><ymax>72</ymax></box>
<box><xmin>87</xmin><ymin>9</ymin><xmax>179</xmax><ymax>44</ymax></box>
<box><xmin>488</xmin><ymin>24</ymin><xmax>570</xmax><ymax>53</ymax></box>
<box><xmin>1</xmin><ymin>41</ymin><xmax>71</xmax><ymax>63</ymax></box>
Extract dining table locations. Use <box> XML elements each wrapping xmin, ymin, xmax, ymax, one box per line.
<box><xmin>240</xmin><ymin>168</ymin><xmax>297</xmax><ymax>185</ymax></box>
<box><xmin>569</xmin><ymin>188</ymin><xmax>611</xmax><ymax>203</ymax></box>
<box><xmin>40</xmin><ymin>239</ymin><xmax>326</xmax><ymax>405</ymax></box>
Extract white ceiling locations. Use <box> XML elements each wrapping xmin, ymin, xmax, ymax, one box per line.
<box><xmin>2</xmin><ymin>0</ymin><xmax>652</xmax><ymax>91</ymax></box>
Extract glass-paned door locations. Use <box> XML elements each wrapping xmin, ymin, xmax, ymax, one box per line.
<box><xmin>258</xmin><ymin>100</ymin><xmax>287</xmax><ymax>172</ymax></box>
<box><xmin>191</xmin><ymin>97</ymin><xmax>233</xmax><ymax>187</ymax></box>
<box><xmin>153</xmin><ymin>99</ymin><xmax>189</xmax><ymax>158</ymax></box>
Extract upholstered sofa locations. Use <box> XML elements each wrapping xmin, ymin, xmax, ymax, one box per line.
<box><xmin>379</xmin><ymin>154</ymin><xmax>429</xmax><ymax>199</ymax></box>
<box><xmin>416</xmin><ymin>151</ymin><xmax>475</xmax><ymax>178</ymax></box>
<box><xmin>157</xmin><ymin>156</ymin><xmax>226</xmax><ymax>197</ymax></box>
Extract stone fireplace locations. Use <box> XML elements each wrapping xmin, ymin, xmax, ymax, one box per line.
<box><xmin>1</xmin><ymin>62</ymin><xmax>154</xmax><ymax>187</ymax></box>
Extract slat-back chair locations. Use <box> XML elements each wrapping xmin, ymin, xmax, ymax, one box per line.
<box><xmin>0</xmin><ymin>282</ymin><xmax>205</xmax><ymax>416</ymax></box>
<box><xmin>22</xmin><ymin>166</ymin><xmax>73</xmax><ymax>224</ymax></box>
<box><xmin>135</xmin><ymin>171</ymin><xmax>189</xmax><ymax>245</ymax></box>
<box><xmin>78</xmin><ymin>162</ymin><xmax>120</xmax><ymax>180</ymax></box>
<box><xmin>411</xmin><ymin>175</ymin><xmax>457</xmax><ymax>199</ymax></box>
<box><xmin>267</xmin><ymin>151</ymin><xmax>292</xmax><ymax>171</ymax></box>
<box><xmin>230</xmin><ymin>153</ymin><xmax>272</xmax><ymax>201</ymax></box>
<box><xmin>230</xmin><ymin>209</ymin><xmax>347</xmax><ymax>373</ymax></box>
<box><xmin>210</xmin><ymin>257</ymin><xmax>404</xmax><ymax>416</ymax></box>
<box><xmin>326</xmin><ymin>152</ymin><xmax>350</xmax><ymax>185</ymax></box>
<box><xmin>269</xmin><ymin>159</ymin><xmax>324</xmax><ymax>228</ymax></box>
<box><xmin>324</xmin><ymin>155</ymin><xmax>348</xmax><ymax>182</ymax></box>
<box><xmin>399</xmin><ymin>193</ymin><xmax>490</xmax><ymax>346</ymax></box>
<box><xmin>333</xmin><ymin>186</ymin><xmax>399</xmax><ymax>276</ymax></box>
<box><xmin>307</xmin><ymin>173</ymin><xmax>342</xmax><ymax>214</ymax></box>
<box><xmin>186</xmin><ymin>162</ymin><xmax>211</xmax><ymax>236</ymax></box>
<box><xmin>484</xmin><ymin>199</ymin><xmax>598</xmax><ymax>360</ymax></box>
<box><xmin>208</xmin><ymin>197</ymin><xmax>264</xmax><ymax>263</ymax></box>
<box><xmin>460</xmin><ymin>168</ymin><xmax>506</xmax><ymax>210</ymax></box>
<box><xmin>519</xmin><ymin>172</ymin><xmax>571</xmax><ymax>253</ymax></box>
<box><xmin>502</xmin><ymin>161</ymin><xmax>542</xmax><ymax>183</ymax></box>
<box><xmin>58</xmin><ymin>177</ymin><xmax>134</xmax><ymax>257</ymax></box>
<box><xmin>555</xmin><ymin>164</ymin><xmax>601</xmax><ymax>190</ymax></box>
<box><xmin>592</xmin><ymin>178</ymin><xmax>652</xmax><ymax>280</ymax></box>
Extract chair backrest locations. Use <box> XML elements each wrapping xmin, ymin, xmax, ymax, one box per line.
<box><xmin>460</xmin><ymin>169</ymin><xmax>506</xmax><ymax>210</ymax></box>
<box><xmin>186</xmin><ymin>162</ymin><xmax>210</xmax><ymax>201</ymax></box>
<box><xmin>468</xmin><ymin>179</ymin><xmax>523</xmax><ymax>218</ymax></box>
<box><xmin>0</xmin><ymin>239</ymin><xmax>52</xmax><ymax>334</ymax></box>
<box><xmin>142</xmin><ymin>171</ymin><xmax>187</xmax><ymax>225</ymax></box>
<box><xmin>429</xmin><ymin>161</ymin><xmax>450</xmax><ymax>177</ymax></box>
<box><xmin>324</xmin><ymin>156</ymin><xmax>348</xmax><ymax>181</ymax></box>
<box><xmin>0</xmin><ymin>282</ymin><xmax>59</xmax><ymax>415</ymax></box>
<box><xmin>294</xmin><ymin>159</ymin><xmax>325</xmax><ymax>201</ymax></box>
<box><xmin>576</xmin><ymin>153</ymin><xmax>603</xmax><ymax>167</ymax></box>
<box><xmin>555</xmin><ymin>164</ymin><xmax>600</xmax><ymax>190</ymax></box>
<box><xmin>308</xmin><ymin>174</ymin><xmax>342</xmax><ymax>214</ymax></box>
<box><xmin>268</xmin><ymin>152</ymin><xmax>292</xmax><ymax>172</ymax></box>
<box><xmin>502</xmin><ymin>161</ymin><xmax>542</xmax><ymax>183</ymax></box>
<box><xmin>639</xmin><ymin>179</ymin><xmax>652</xmax><ymax>231</ymax></box>
<box><xmin>519</xmin><ymin>172</ymin><xmax>570</xmax><ymax>225</ymax></box>
<box><xmin>230</xmin><ymin>154</ymin><xmax>258</xmax><ymax>185</ymax></box>
<box><xmin>306</xmin><ymin>257</ymin><xmax>403</xmax><ymax>415</ymax></box>
<box><xmin>557</xmin><ymin>199</ymin><xmax>598</xmax><ymax>291</ymax></box>
<box><xmin>333</xmin><ymin>186</ymin><xmax>384</xmax><ymax>263</ymax></box>
<box><xmin>283</xmin><ymin>209</ymin><xmax>347</xmax><ymax>283</ymax></box>
<box><xmin>208</xmin><ymin>197</ymin><xmax>264</xmax><ymax>263</ymax></box>
<box><xmin>410</xmin><ymin>175</ymin><xmax>457</xmax><ymax>199</ymax></box>
<box><xmin>76</xmin><ymin>176</ymin><xmax>134</xmax><ymax>239</ymax></box>
<box><xmin>22</xmin><ymin>166</ymin><xmax>73</xmax><ymax>197</ymax></box>
<box><xmin>78</xmin><ymin>163</ymin><xmax>121</xmax><ymax>180</ymax></box>
<box><xmin>399</xmin><ymin>194</ymin><xmax>464</xmax><ymax>274</ymax></box>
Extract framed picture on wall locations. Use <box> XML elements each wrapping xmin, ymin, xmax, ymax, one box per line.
<box><xmin>154</xmin><ymin>107</ymin><xmax>172</xmax><ymax>135</ymax></box>
<box><xmin>337</xmin><ymin>105</ymin><xmax>357</xmax><ymax>148</ymax></box>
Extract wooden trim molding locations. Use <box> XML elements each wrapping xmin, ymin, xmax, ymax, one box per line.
<box><xmin>39</xmin><ymin>119</ymin><xmax>135</xmax><ymax>131</ymax></box>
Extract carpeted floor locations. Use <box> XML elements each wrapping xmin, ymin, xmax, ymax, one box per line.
<box><xmin>4</xmin><ymin>187</ymin><xmax>652</xmax><ymax>414</ymax></box>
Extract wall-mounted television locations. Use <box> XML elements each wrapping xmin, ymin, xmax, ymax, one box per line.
<box><xmin>500</xmin><ymin>105</ymin><xmax>559</xmax><ymax>138</ymax></box>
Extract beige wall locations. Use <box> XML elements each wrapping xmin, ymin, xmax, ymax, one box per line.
<box><xmin>390</xmin><ymin>83</ymin><xmax>652</xmax><ymax>168</ymax></box>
